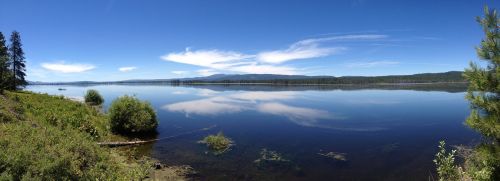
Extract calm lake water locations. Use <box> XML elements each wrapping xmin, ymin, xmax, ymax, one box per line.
<box><xmin>27</xmin><ymin>84</ymin><xmax>478</xmax><ymax>181</ymax></box>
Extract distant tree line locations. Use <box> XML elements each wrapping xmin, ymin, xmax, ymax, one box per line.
<box><xmin>0</xmin><ymin>31</ymin><xmax>27</xmax><ymax>93</ymax></box>
<box><xmin>179</xmin><ymin>71</ymin><xmax>465</xmax><ymax>85</ymax></box>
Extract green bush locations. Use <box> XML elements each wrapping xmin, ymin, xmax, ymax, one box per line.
<box><xmin>464</xmin><ymin>144</ymin><xmax>499</xmax><ymax>181</ymax></box>
<box><xmin>0</xmin><ymin>122</ymin><xmax>151</xmax><ymax>180</ymax></box>
<box><xmin>108</xmin><ymin>95</ymin><xmax>158</xmax><ymax>134</ymax></box>
<box><xmin>433</xmin><ymin>141</ymin><xmax>459</xmax><ymax>181</ymax></box>
<box><xmin>84</xmin><ymin>89</ymin><xmax>104</xmax><ymax>105</ymax></box>
<box><xmin>0</xmin><ymin>91</ymin><xmax>153</xmax><ymax>180</ymax></box>
<box><xmin>11</xmin><ymin>91</ymin><xmax>108</xmax><ymax>139</ymax></box>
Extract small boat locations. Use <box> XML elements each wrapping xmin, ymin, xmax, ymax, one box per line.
<box><xmin>57</xmin><ymin>88</ymin><xmax>66</xmax><ymax>91</ymax></box>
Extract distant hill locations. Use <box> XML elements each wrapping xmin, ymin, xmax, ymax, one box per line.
<box><xmin>30</xmin><ymin>71</ymin><xmax>466</xmax><ymax>85</ymax></box>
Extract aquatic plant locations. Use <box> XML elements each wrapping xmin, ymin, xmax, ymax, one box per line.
<box><xmin>199</xmin><ymin>132</ymin><xmax>233</xmax><ymax>154</ymax></box>
<box><xmin>84</xmin><ymin>89</ymin><xmax>104</xmax><ymax>105</ymax></box>
<box><xmin>318</xmin><ymin>151</ymin><xmax>347</xmax><ymax>161</ymax></box>
<box><xmin>108</xmin><ymin>95</ymin><xmax>158</xmax><ymax>134</ymax></box>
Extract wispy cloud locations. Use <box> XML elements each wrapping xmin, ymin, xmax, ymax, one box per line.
<box><xmin>161</xmin><ymin>34</ymin><xmax>388</xmax><ymax>75</ymax></box>
<box><xmin>295</xmin><ymin>34</ymin><xmax>388</xmax><ymax>45</ymax></box>
<box><xmin>162</xmin><ymin>48</ymin><xmax>253</xmax><ymax>69</ymax></box>
<box><xmin>257</xmin><ymin>34</ymin><xmax>386</xmax><ymax>64</ymax></box>
<box><xmin>118</xmin><ymin>66</ymin><xmax>137</xmax><ymax>72</ymax></box>
<box><xmin>197</xmin><ymin>69</ymin><xmax>219</xmax><ymax>76</ymax></box>
<box><xmin>41</xmin><ymin>62</ymin><xmax>95</xmax><ymax>73</ymax></box>
<box><xmin>256</xmin><ymin>45</ymin><xmax>344</xmax><ymax>64</ymax></box>
<box><xmin>171</xmin><ymin>70</ymin><xmax>188</xmax><ymax>75</ymax></box>
<box><xmin>228</xmin><ymin>63</ymin><xmax>298</xmax><ymax>75</ymax></box>
<box><xmin>346</xmin><ymin>61</ymin><xmax>400</xmax><ymax>68</ymax></box>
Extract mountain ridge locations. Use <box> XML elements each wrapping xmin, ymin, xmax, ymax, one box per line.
<box><xmin>29</xmin><ymin>71</ymin><xmax>465</xmax><ymax>85</ymax></box>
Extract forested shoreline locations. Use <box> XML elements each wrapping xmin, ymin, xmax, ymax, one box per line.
<box><xmin>31</xmin><ymin>71</ymin><xmax>465</xmax><ymax>85</ymax></box>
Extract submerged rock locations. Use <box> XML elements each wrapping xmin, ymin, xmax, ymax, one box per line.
<box><xmin>146</xmin><ymin>165</ymin><xmax>197</xmax><ymax>181</ymax></box>
<box><xmin>254</xmin><ymin>148</ymin><xmax>290</xmax><ymax>164</ymax></box>
<box><xmin>254</xmin><ymin>148</ymin><xmax>303</xmax><ymax>175</ymax></box>
<box><xmin>318</xmin><ymin>151</ymin><xmax>347</xmax><ymax>161</ymax></box>
<box><xmin>380</xmin><ymin>143</ymin><xmax>400</xmax><ymax>153</ymax></box>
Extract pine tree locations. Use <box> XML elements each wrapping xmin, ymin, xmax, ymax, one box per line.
<box><xmin>463</xmin><ymin>6</ymin><xmax>499</xmax><ymax>141</ymax></box>
<box><xmin>0</xmin><ymin>32</ymin><xmax>9</xmax><ymax>94</ymax></box>
<box><xmin>8</xmin><ymin>31</ymin><xmax>26</xmax><ymax>89</ymax></box>
<box><xmin>458</xmin><ymin>6</ymin><xmax>500</xmax><ymax>181</ymax></box>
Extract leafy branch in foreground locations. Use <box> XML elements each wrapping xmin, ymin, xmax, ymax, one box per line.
<box><xmin>433</xmin><ymin>141</ymin><xmax>460</xmax><ymax>181</ymax></box>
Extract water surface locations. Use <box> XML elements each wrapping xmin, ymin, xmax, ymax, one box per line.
<box><xmin>27</xmin><ymin>84</ymin><xmax>478</xmax><ymax>181</ymax></box>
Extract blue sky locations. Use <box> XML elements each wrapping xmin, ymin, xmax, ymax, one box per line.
<box><xmin>1</xmin><ymin>0</ymin><xmax>498</xmax><ymax>82</ymax></box>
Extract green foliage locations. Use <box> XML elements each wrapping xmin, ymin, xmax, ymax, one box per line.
<box><xmin>0</xmin><ymin>32</ymin><xmax>9</xmax><ymax>94</ymax></box>
<box><xmin>0</xmin><ymin>122</ymin><xmax>151</xmax><ymax>180</ymax></box>
<box><xmin>7</xmin><ymin>31</ymin><xmax>26</xmax><ymax>89</ymax></box>
<box><xmin>84</xmin><ymin>89</ymin><xmax>104</xmax><ymax>105</ymax></box>
<box><xmin>463</xmin><ymin>6</ymin><xmax>500</xmax><ymax>141</ymax></box>
<box><xmin>436</xmin><ymin>6</ymin><xmax>500</xmax><ymax>181</ymax></box>
<box><xmin>199</xmin><ymin>132</ymin><xmax>233</xmax><ymax>154</ymax></box>
<box><xmin>108</xmin><ymin>95</ymin><xmax>158</xmax><ymax>134</ymax></box>
<box><xmin>0</xmin><ymin>91</ymin><xmax>152</xmax><ymax>180</ymax></box>
<box><xmin>464</xmin><ymin>144</ymin><xmax>500</xmax><ymax>181</ymax></box>
<box><xmin>433</xmin><ymin>141</ymin><xmax>460</xmax><ymax>181</ymax></box>
<box><xmin>9</xmin><ymin>91</ymin><xmax>108</xmax><ymax>140</ymax></box>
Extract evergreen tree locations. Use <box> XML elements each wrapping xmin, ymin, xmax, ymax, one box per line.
<box><xmin>463</xmin><ymin>6</ymin><xmax>500</xmax><ymax>141</ymax></box>
<box><xmin>456</xmin><ymin>6</ymin><xmax>500</xmax><ymax>181</ymax></box>
<box><xmin>0</xmin><ymin>32</ymin><xmax>9</xmax><ymax>93</ymax></box>
<box><xmin>8</xmin><ymin>31</ymin><xmax>26</xmax><ymax>89</ymax></box>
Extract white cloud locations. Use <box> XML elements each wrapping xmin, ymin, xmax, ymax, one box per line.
<box><xmin>257</xmin><ymin>45</ymin><xmax>344</xmax><ymax>64</ymax></box>
<box><xmin>171</xmin><ymin>70</ymin><xmax>188</xmax><ymax>75</ymax></box>
<box><xmin>228</xmin><ymin>63</ymin><xmax>298</xmax><ymax>75</ymax></box>
<box><xmin>163</xmin><ymin>97</ymin><xmax>247</xmax><ymax>116</ymax></box>
<box><xmin>346</xmin><ymin>61</ymin><xmax>400</xmax><ymax>68</ymax></box>
<box><xmin>295</xmin><ymin>34</ymin><xmax>387</xmax><ymax>45</ymax></box>
<box><xmin>161</xmin><ymin>34</ymin><xmax>388</xmax><ymax>75</ymax></box>
<box><xmin>229</xmin><ymin>91</ymin><xmax>296</xmax><ymax>102</ymax></box>
<box><xmin>197</xmin><ymin>69</ymin><xmax>219</xmax><ymax>76</ymax></box>
<box><xmin>41</xmin><ymin>62</ymin><xmax>95</xmax><ymax>73</ymax></box>
<box><xmin>162</xmin><ymin>49</ymin><xmax>252</xmax><ymax>69</ymax></box>
<box><xmin>257</xmin><ymin>102</ymin><xmax>332</xmax><ymax>123</ymax></box>
<box><xmin>118</xmin><ymin>66</ymin><xmax>137</xmax><ymax>72</ymax></box>
<box><xmin>256</xmin><ymin>34</ymin><xmax>386</xmax><ymax>64</ymax></box>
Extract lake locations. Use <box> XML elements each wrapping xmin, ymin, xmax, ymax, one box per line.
<box><xmin>27</xmin><ymin>84</ymin><xmax>478</xmax><ymax>181</ymax></box>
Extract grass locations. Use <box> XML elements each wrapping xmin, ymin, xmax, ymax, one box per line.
<box><xmin>199</xmin><ymin>132</ymin><xmax>233</xmax><ymax>154</ymax></box>
<box><xmin>0</xmin><ymin>91</ymin><xmax>156</xmax><ymax>180</ymax></box>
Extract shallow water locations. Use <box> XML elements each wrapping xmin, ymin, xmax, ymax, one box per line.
<box><xmin>27</xmin><ymin>84</ymin><xmax>478</xmax><ymax>181</ymax></box>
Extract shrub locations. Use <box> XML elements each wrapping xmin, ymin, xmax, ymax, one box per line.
<box><xmin>433</xmin><ymin>141</ymin><xmax>460</xmax><ymax>181</ymax></box>
<box><xmin>0</xmin><ymin>122</ymin><xmax>151</xmax><ymax>180</ymax></box>
<box><xmin>108</xmin><ymin>95</ymin><xmax>157</xmax><ymax>134</ymax></box>
<box><xmin>11</xmin><ymin>91</ymin><xmax>107</xmax><ymax>139</ymax></box>
<box><xmin>464</xmin><ymin>144</ymin><xmax>499</xmax><ymax>181</ymax></box>
<box><xmin>84</xmin><ymin>89</ymin><xmax>104</xmax><ymax>105</ymax></box>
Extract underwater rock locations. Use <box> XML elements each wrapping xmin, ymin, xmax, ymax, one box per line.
<box><xmin>317</xmin><ymin>151</ymin><xmax>347</xmax><ymax>161</ymax></box>
<box><xmin>254</xmin><ymin>148</ymin><xmax>304</xmax><ymax>175</ymax></box>
<box><xmin>254</xmin><ymin>148</ymin><xmax>290</xmax><ymax>164</ymax></box>
<box><xmin>380</xmin><ymin>143</ymin><xmax>400</xmax><ymax>153</ymax></box>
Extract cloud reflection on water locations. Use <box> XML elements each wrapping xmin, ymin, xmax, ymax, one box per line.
<box><xmin>163</xmin><ymin>90</ymin><xmax>386</xmax><ymax>131</ymax></box>
<box><xmin>163</xmin><ymin>90</ymin><xmax>338</xmax><ymax>126</ymax></box>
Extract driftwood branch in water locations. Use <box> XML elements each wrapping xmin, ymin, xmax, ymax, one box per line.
<box><xmin>97</xmin><ymin>125</ymin><xmax>217</xmax><ymax>147</ymax></box>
